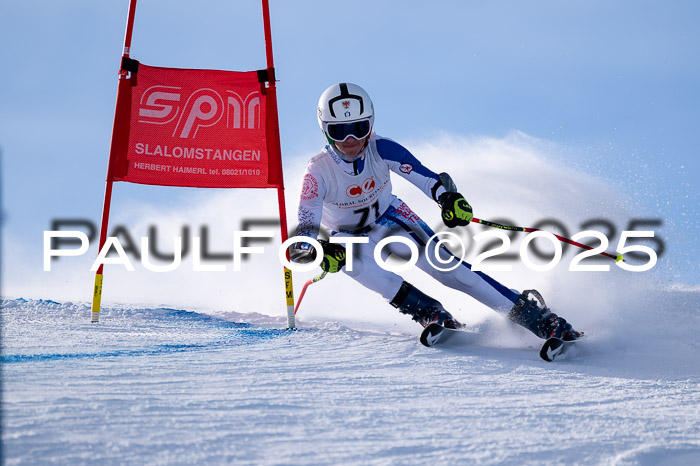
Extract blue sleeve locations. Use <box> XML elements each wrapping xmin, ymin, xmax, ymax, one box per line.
<box><xmin>376</xmin><ymin>136</ymin><xmax>443</xmax><ymax>201</ymax></box>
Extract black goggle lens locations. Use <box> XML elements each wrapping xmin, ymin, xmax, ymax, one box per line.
<box><xmin>327</xmin><ymin>120</ymin><xmax>371</xmax><ymax>142</ymax></box>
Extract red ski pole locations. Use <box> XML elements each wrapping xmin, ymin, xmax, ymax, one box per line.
<box><xmin>471</xmin><ymin>217</ymin><xmax>624</xmax><ymax>262</ymax></box>
<box><xmin>294</xmin><ymin>271</ymin><xmax>328</xmax><ymax>314</ymax></box>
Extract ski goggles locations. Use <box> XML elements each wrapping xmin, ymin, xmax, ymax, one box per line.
<box><xmin>324</xmin><ymin>119</ymin><xmax>372</xmax><ymax>142</ymax></box>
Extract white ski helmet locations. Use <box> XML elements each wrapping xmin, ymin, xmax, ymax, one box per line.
<box><xmin>317</xmin><ymin>83</ymin><xmax>374</xmax><ymax>142</ymax></box>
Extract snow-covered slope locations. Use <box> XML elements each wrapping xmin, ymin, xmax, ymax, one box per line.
<box><xmin>3</xmin><ymin>131</ymin><xmax>698</xmax><ymax>463</ymax></box>
<box><xmin>2</xmin><ymin>288</ymin><xmax>699</xmax><ymax>465</ymax></box>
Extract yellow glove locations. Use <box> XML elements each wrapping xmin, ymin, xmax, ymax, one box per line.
<box><xmin>438</xmin><ymin>192</ymin><xmax>473</xmax><ymax>228</ymax></box>
<box><xmin>318</xmin><ymin>240</ymin><xmax>346</xmax><ymax>273</ymax></box>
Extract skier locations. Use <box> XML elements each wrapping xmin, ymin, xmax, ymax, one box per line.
<box><xmin>289</xmin><ymin>82</ymin><xmax>581</xmax><ymax>341</ymax></box>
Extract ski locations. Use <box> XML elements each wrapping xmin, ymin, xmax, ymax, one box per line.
<box><xmin>420</xmin><ymin>323</ymin><xmax>451</xmax><ymax>347</ymax></box>
<box><xmin>419</xmin><ymin>323</ymin><xmax>478</xmax><ymax>347</ymax></box>
<box><xmin>539</xmin><ymin>337</ymin><xmax>578</xmax><ymax>362</ymax></box>
<box><xmin>421</xmin><ymin>323</ymin><xmax>581</xmax><ymax>361</ymax></box>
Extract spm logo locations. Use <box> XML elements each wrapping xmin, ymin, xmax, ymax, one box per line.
<box><xmin>138</xmin><ymin>86</ymin><xmax>261</xmax><ymax>139</ymax></box>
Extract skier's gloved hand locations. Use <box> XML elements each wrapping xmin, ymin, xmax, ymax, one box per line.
<box><xmin>438</xmin><ymin>192</ymin><xmax>473</xmax><ymax>228</ymax></box>
<box><xmin>289</xmin><ymin>240</ymin><xmax>317</xmax><ymax>264</ymax></box>
<box><xmin>318</xmin><ymin>240</ymin><xmax>346</xmax><ymax>273</ymax></box>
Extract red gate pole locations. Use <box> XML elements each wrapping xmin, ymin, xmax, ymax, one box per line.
<box><xmin>261</xmin><ymin>0</ymin><xmax>296</xmax><ymax>329</ymax></box>
<box><xmin>91</xmin><ymin>0</ymin><xmax>139</xmax><ymax>323</ymax></box>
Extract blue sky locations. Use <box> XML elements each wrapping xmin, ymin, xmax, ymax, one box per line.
<box><xmin>1</xmin><ymin>0</ymin><xmax>698</xmax><ymax>301</ymax></box>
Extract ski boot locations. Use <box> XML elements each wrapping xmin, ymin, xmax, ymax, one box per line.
<box><xmin>508</xmin><ymin>289</ymin><xmax>581</xmax><ymax>341</ymax></box>
<box><xmin>390</xmin><ymin>281</ymin><xmax>461</xmax><ymax>329</ymax></box>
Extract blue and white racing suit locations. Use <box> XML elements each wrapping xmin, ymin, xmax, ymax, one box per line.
<box><xmin>293</xmin><ymin>133</ymin><xmax>518</xmax><ymax>314</ymax></box>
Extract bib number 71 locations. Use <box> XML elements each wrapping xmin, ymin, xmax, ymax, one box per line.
<box><xmin>354</xmin><ymin>201</ymin><xmax>380</xmax><ymax>229</ymax></box>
